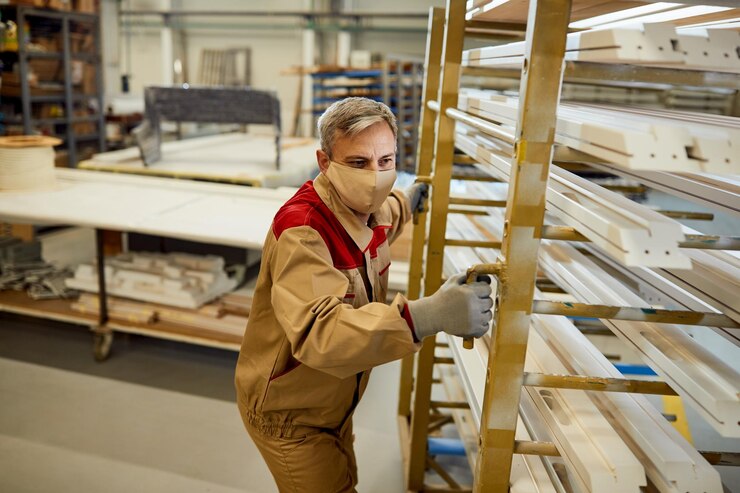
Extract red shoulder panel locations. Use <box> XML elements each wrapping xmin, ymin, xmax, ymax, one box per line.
<box><xmin>272</xmin><ymin>181</ymin><xmax>364</xmax><ymax>270</ymax></box>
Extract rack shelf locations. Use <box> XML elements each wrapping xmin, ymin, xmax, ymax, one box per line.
<box><xmin>0</xmin><ymin>4</ymin><xmax>106</xmax><ymax>165</ymax></box>
<box><xmin>400</xmin><ymin>2</ymin><xmax>739</xmax><ymax>492</ymax></box>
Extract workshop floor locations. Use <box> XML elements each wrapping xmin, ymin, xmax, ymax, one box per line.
<box><xmin>0</xmin><ymin>314</ymin><xmax>411</xmax><ymax>493</ymax></box>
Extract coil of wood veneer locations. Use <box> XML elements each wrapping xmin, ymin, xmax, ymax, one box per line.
<box><xmin>0</xmin><ymin>135</ymin><xmax>61</xmax><ymax>191</ymax></box>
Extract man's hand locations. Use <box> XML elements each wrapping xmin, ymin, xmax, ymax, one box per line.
<box><xmin>405</xmin><ymin>182</ymin><xmax>429</xmax><ymax>217</ymax></box>
<box><xmin>406</xmin><ymin>272</ymin><xmax>493</xmax><ymax>340</ymax></box>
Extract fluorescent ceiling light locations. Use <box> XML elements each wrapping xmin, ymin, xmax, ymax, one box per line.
<box><xmin>570</xmin><ymin>3</ymin><xmax>680</xmax><ymax>29</ymax></box>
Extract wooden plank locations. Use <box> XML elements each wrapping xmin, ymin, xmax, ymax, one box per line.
<box><xmin>445</xmin><ymin>336</ymin><xmax>567</xmax><ymax>492</ymax></box>
<box><xmin>459</xmin><ymin>92</ymin><xmax>740</xmax><ymax>174</ymax></box>
<box><xmin>442</xmin><ymin>209</ymin><xmax>726</xmax><ymax>492</ymax></box>
<box><xmin>533</xmin><ymin>314</ymin><xmax>723</xmax><ymax>493</ymax></box>
<box><xmin>538</xmin><ymin>242</ymin><xmax>740</xmax><ymax>438</ymax></box>
<box><xmin>454</xmin><ymin>132</ymin><xmax>690</xmax><ymax>268</ymax></box>
<box><xmin>0</xmin><ymin>290</ymin><xmax>243</xmax><ymax>349</ymax></box>
<box><xmin>525</xmin><ymin>330</ymin><xmax>647</xmax><ymax>493</ymax></box>
<box><xmin>463</xmin><ymin>22</ymin><xmax>740</xmax><ymax>70</ymax></box>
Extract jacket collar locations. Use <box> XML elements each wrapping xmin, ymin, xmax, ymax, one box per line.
<box><xmin>314</xmin><ymin>172</ymin><xmax>392</xmax><ymax>252</ymax></box>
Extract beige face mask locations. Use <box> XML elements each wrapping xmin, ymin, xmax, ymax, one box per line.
<box><xmin>325</xmin><ymin>161</ymin><xmax>397</xmax><ymax>214</ymax></box>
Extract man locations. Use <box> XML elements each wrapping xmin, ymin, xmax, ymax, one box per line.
<box><xmin>235</xmin><ymin>97</ymin><xmax>492</xmax><ymax>492</ymax></box>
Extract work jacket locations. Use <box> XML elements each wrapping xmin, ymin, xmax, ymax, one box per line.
<box><xmin>235</xmin><ymin>172</ymin><xmax>421</xmax><ymax>438</ymax></box>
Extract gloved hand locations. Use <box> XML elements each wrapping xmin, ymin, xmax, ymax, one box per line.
<box><xmin>405</xmin><ymin>182</ymin><xmax>429</xmax><ymax>215</ymax></box>
<box><xmin>407</xmin><ymin>272</ymin><xmax>493</xmax><ymax>340</ymax></box>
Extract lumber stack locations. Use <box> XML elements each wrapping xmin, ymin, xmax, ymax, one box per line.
<box><xmin>452</xmin><ymin>129</ymin><xmax>690</xmax><ymax>268</ymax></box>
<box><xmin>458</xmin><ymin>89</ymin><xmax>740</xmax><ymax>174</ymax></box>
<box><xmin>463</xmin><ymin>23</ymin><xmax>740</xmax><ymax>71</ymax></box>
<box><xmin>65</xmin><ymin>251</ymin><xmax>238</xmax><ymax>309</ymax></box>
<box><xmin>71</xmin><ymin>291</ymin><xmax>251</xmax><ymax>337</ymax></box>
<box><xmin>441</xmin><ymin>204</ymin><xmax>730</xmax><ymax>492</ymax></box>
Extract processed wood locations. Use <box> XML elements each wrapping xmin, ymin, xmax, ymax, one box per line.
<box><xmin>464</xmin><ymin>22</ymin><xmax>738</xmax><ymax>70</ymax></box>
<box><xmin>677</xmin><ymin>28</ymin><xmax>740</xmax><ymax>71</ymax></box>
<box><xmin>459</xmin><ymin>91</ymin><xmax>739</xmax><ymax>174</ymax></box>
<box><xmin>525</xmin><ymin>330</ymin><xmax>646</xmax><ymax>493</ymax></box>
<box><xmin>533</xmin><ymin>314</ymin><xmax>723</xmax><ymax>493</ymax></box>
<box><xmin>453</xmin><ymin>131</ymin><xmax>690</xmax><ymax>268</ymax></box>
<box><xmin>442</xmin><ymin>208</ymin><xmax>732</xmax><ymax>489</ymax></box>
<box><xmin>538</xmin><ymin>241</ymin><xmax>740</xmax><ymax>438</ymax></box>
<box><xmin>72</xmin><ymin>292</ymin><xmax>248</xmax><ymax>337</ymax></box>
<box><xmin>585</xmin><ymin>165</ymin><xmax>740</xmax><ymax>218</ymax></box>
<box><xmin>65</xmin><ymin>252</ymin><xmax>237</xmax><ymax>309</ymax></box>
<box><xmin>587</xmin><ymin>245</ymin><xmax>740</xmax><ymax>348</ymax></box>
<box><xmin>661</xmin><ymin>247</ymin><xmax>740</xmax><ymax>325</ymax></box>
<box><xmin>72</xmin><ymin>293</ymin><xmax>157</xmax><ymax>324</ymax></box>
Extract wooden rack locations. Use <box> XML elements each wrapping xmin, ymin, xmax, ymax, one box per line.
<box><xmin>398</xmin><ymin>1</ymin><xmax>739</xmax><ymax>492</ymax></box>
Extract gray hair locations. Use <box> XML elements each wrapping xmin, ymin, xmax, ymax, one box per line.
<box><xmin>317</xmin><ymin>97</ymin><xmax>398</xmax><ymax>156</ymax></box>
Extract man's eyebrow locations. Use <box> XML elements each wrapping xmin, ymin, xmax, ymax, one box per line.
<box><xmin>380</xmin><ymin>153</ymin><xmax>395</xmax><ymax>159</ymax></box>
<box><xmin>343</xmin><ymin>155</ymin><xmax>370</xmax><ymax>161</ymax></box>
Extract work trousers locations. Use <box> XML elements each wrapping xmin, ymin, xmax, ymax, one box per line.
<box><xmin>246</xmin><ymin>421</ymin><xmax>358</xmax><ymax>493</ymax></box>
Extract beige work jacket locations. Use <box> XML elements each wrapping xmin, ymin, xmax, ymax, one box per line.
<box><xmin>235</xmin><ymin>172</ymin><xmax>421</xmax><ymax>438</ymax></box>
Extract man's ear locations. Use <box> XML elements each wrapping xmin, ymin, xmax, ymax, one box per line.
<box><xmin>316</xmin><ymin>149</ymin><xmax>331</xmax><ymax>174</ymax></box>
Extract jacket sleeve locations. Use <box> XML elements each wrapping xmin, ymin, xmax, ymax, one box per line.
<box><xmin>383</xmin><ymin>189</ymin><xmax>412</xmax><ymax>245</ymax></box>
<box><xmin>270</xmin><ymin>225</ymin><xmax>421</xmax><ymax>379</ymax></box>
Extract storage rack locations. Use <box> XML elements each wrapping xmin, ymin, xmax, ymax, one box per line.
<box><xmin>0</xmin><ymin>5</ymin><xmax>105</xmax><ymax>166</ymax></box>
<box><xmin>310</xmin><ymin>68</ymin><xmax>384</xmax><ymax>129</ymax></box>
<box><xmin>383</xmin><ymin>55</ymin><xmax>424</xmax><ymax>173</ymax></box>
<box><xmin>398</xmin><ymin>1</ymin><xmax>740</xmax><ymax>492</ymax></box>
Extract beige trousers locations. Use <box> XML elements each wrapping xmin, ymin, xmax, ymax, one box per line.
<box><xmin>246</xmin><ymin>421</ymin><xmax>358</xmax><ymax>493</ymax></box>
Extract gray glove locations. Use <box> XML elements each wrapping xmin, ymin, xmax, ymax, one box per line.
<box><xmin>405</xmin><ymin>182</ymin><xmax>429</xmax><ymax>215</ymax></box>
<box><xmin>407</xmin><ymin>272</ymin><xmax>493</xmax><ymax>340</ymax></box>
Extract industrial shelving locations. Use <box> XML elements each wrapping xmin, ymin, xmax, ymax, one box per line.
<box><xmin>0</xmin><ymin>5</ymin><xmax>105</xmax><ymax>166</ymax></box>
<box><xmin>310</xmin><ymin>68</ymin><xmax>384</xmax><ymax>123</ymax></box>
<box><xmin>398</xmin><ymin>1</ymin><xmax>739</xmax><ymax>492</ymax></box>
<box><xmin>383</xmin><ymin>55</ymin><xmax>424</xmax><ymax>172</ymax></box>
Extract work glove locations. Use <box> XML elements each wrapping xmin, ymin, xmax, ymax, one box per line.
<box><xmin>407</xmin><ymin>272</ymin><xmax>493</xmax><ymax>340</ymax></box>
<box><xmin>405</xmin><ymin>182</ymin><xmax>429</xmax><ymax>215</ymax></box>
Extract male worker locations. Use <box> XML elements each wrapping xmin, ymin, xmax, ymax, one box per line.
<box><xmin>235</xmin><ymin>97</ymin><xmax>492</xmax><ymax>492</ymax></box>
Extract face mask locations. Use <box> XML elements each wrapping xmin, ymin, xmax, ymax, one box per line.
<box><xmin>325</xmin><ymin>161</ymin><xmax>397</xmax><ymax>214</ymax></box>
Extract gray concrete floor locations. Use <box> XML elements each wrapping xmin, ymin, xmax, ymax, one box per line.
<box><xmin>0</xmin><ymin>314</ymin><xmax>407</xmax><ymax>493</ymax></box>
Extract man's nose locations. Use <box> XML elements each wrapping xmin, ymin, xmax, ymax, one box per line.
<box><xmin>367</xmin><ymin>161</ymin><xmax>379</xmax><ymax>171</ymax></box>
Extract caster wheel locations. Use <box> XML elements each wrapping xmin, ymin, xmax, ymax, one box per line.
<box><xmin>93</xmin><ymin>332</ymin><xmax>113</xmax><ymax>361</ymax></box>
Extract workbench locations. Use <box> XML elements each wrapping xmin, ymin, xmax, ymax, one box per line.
<box><xmin>79</xmin><ymin>133</ymin><xmax>320</xmax><ymax>187</ymax></box>
<box><xmin>0</xmin><ymin>168</ymin><xmax>412</xmax><ymax>358</ymax></box>
<box><xmin>0</xmin><ymin>169</ymin><xmax>295</xmax><ymax>357</ymax></box>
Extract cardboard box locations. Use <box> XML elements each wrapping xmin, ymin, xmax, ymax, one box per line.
<box><xmin>73</xmin><ymin>0</ymin><xmax>97</xmax><ymax>13</ymax></box>
<box><xmin>30</xmin><ymin>59</ymin><xmax>62</xmax><ymax>82</ymax></box>
<box><xmin>54</xmin><ymin>150</ymin><xmax>69</xmax><ymax>168</ymax></box>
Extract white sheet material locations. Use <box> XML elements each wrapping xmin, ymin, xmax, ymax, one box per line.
<box><xmin>464</xmin><ymin>23</ymin><xmax>739</xmax><ymax>71</ymax></box>
<box><xmin>453</xmin><ymin>131</ymin><xmax>690</xmax><ymax>268</ymax></box>
<box><xmin>82</xmin><ymin>133</ymin><xmax>320</xmax><ymax>188</ymax></box>
<box><xmin>539</xmin><ymin>242</ymin><xmax>740</xmax><ymax>438</ymax></box>
<box><xmin>442</xmin><ymin>209</ymin><xmax>727</xmax><ymax>491</ymax></box>
<box><xmin>534</xmin><ymin>314</ymin><xmax>722</xmax><ymax>493</ymax></box>
<box><xmin>0</xmin><ymin>169</ymin><xmax>296</xmax><ymax>249</ymax></box>
<box><xmin>525</xmin><ymin>330</ymin><xmax>647</xmax><ymax>493</ymax></box>
<box><xmin>458</xmin><ymin>91</ymin><xmax>740</xmax><ymax>174</ymax></box>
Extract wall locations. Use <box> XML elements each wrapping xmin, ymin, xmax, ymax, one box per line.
<box><xmin>101</xmin><ymin>0</ymin><xmax>442</xmax><ymax>135</ymax></box>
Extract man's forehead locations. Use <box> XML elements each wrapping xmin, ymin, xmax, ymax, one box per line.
<box><xmin>333</xmin><ymin>124</ymin><xmax>396</xmax><ymax>156</ymax></box>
